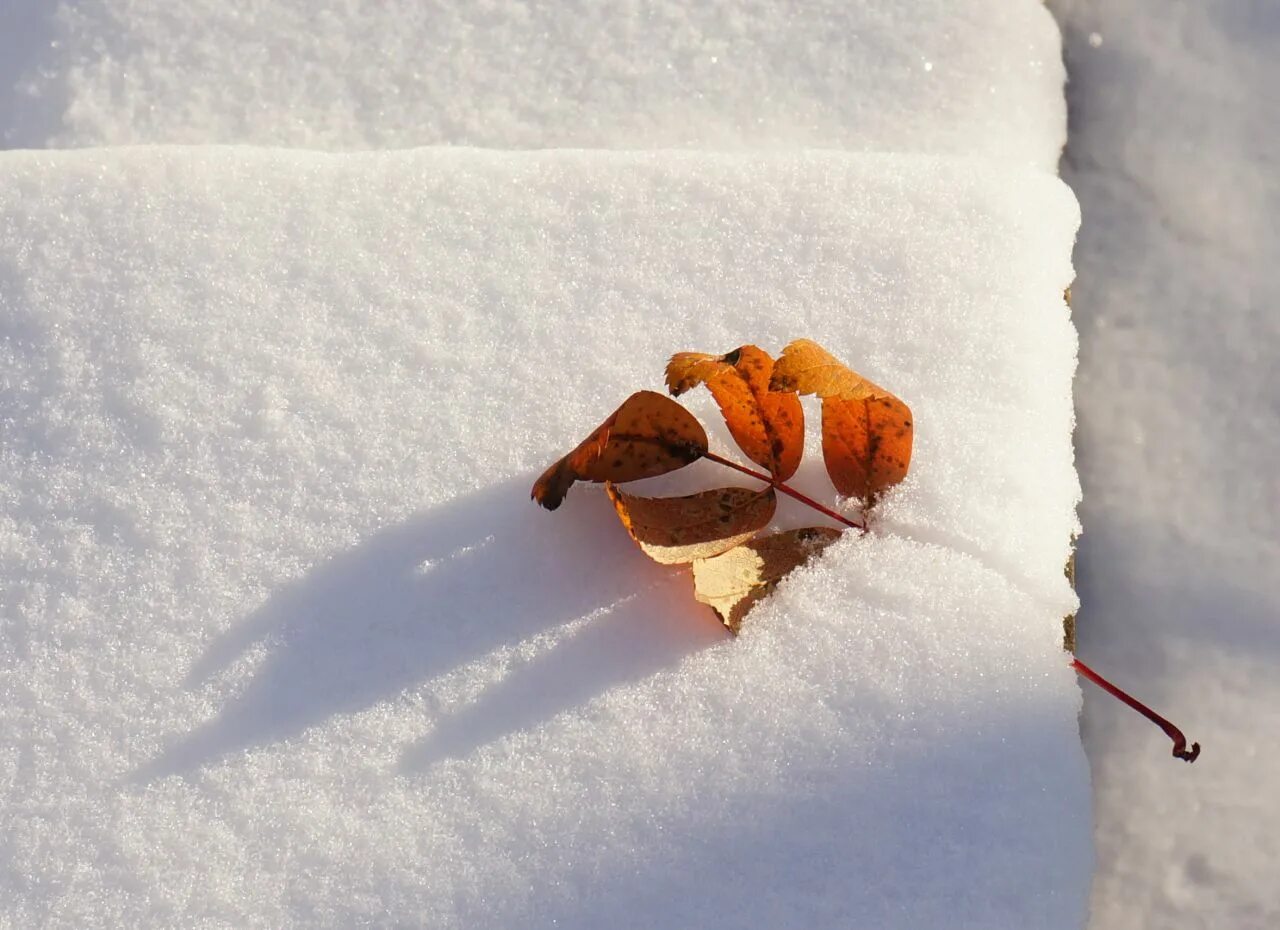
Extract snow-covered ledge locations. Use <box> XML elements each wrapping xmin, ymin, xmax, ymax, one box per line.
<box><xmin>0</xmin><ymin>147</ymin><xmax>1087</xmax><ymax>928</ymax></box>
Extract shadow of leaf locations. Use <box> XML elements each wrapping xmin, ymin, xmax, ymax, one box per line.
<box><xmin>138</xmin><ymin>475</ymin><xmax>723</xmax><ymax>780</ymax></box>
<box><xmin>401</xmin><ymin>565</ymin><xmax>725</xmax><ymax>772</ymax></box>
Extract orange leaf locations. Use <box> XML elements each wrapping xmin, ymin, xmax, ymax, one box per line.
<box><xmin>665</xmin><ymin>345</ymin><xmax>804</xmax><ymax>480</ymax></box>
<box><xmin>770</xmin><ymin>339</ymin><xmax>912</xmax><ymax>504</ymax></box>
<box><xmin>665</xmin><ymin>352</ymin><xmax>735</xmax><ymax>396</ymax></box>
<box><xmin>691</xmin><ymin>527</ymin><xmax>843</xmax><ymax>632</ymax></box>
<box><xmin>606</xmin><ymin>484</ymin><xmax>777</xmax><ymax>564</ymax></box>
<box><xmin>769</xmin><ymin>338</ymin><xmax>879</xmax><ymax>399</ymax></box>
<box><xmin>532</xmin><ymin>391</ymin><xmax>709</xmax><ymax>510</ymax></box>
<box><xmin>819</xmin><ymin>395</ymin><xmax>913</xmax><ymax>504</ymax></box>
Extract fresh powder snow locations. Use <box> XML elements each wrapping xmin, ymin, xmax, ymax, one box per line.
<box><xmin>0</xmin><ymin>149</ymin><xmax>1088</xmax><ymax>928</ymax></box>
<box><xmin>1</xmin><ymin>2</ymin><xmax>1095</xmax><ymax>928</ymax></box>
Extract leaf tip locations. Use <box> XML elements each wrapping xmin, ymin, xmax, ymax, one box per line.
<box><xmin>664</xmin><ymin>352</ymin><xmax>704</xmax><ymax>396</ymax></box>
<box><xmin>530</xmin><ymin>462</ymin><xmax>569</xmax><ymax>510</ymax></box>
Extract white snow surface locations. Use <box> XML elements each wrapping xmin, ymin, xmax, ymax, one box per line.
<box><xmin>2</xmin><ymin>0</ymin><xmax>1093</xmax><ymax>926</ymax></box>
<box><xmin>1050</xmin><ymin>2</ymin><xmax>1280</xmax><ymax>928</ymax></box>
<box><xmin>0</xmin><ymin>148</ymin><xmax>1088</xmax><ymax>928</ymax></box>
<box><xmin>7</xmin><ymin>0</ymin><xmax>1065</xmax><ymax>166</ymax></box>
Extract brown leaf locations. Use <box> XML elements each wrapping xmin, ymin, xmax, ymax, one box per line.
<box><xmin>770</xmin><ymin>339</ymin><xmax>912</xmax><ymax>504</ymax></box>
<box><xmin>665</xmin><ymin>345</ymin><xmax>804</xmax><ymax>480</ymax></box>
<box><xmin>691</xmin><ymin>527</ymin><xmax>843</xmax><ymax>632</ymax></box>
<box><xmin>532</xmin><ymin>391</ymin><xmax>709</xmax><ymax>510</ymax></box>
<box><xmin>606</xmin><ymin>484</ymin><xmax>777</xmax><ymax>564</ymax></box>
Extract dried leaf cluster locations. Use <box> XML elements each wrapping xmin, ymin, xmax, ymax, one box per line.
<box><xmin>528</xmin><ymin>337</ymin><xmax>1202</xmax><ymax>762</ymax></box>
<box><xmin>532</xmin><ymin>339</ymin><xmax>912</xmax><ymax>632</ymax></box>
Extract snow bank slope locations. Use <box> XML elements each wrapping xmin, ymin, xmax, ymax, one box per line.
<box><xmin>18</xmin><ymin>0</ymin><xmax>1065</xmax><ymax>165</ymax></box>
<box><xmin>0</xmin><ymin>148</ymin><xmax>1086</xmax><ymax>929</ymax></box>
<box><xmin>1050</xmin><ymin>2</ymin><xmax>1280</xmax><ymax>927</ymax></box>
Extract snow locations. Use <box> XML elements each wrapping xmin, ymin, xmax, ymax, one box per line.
<box><xmin>0</xmin><ymin>2</ymin><xmax>59</xmax><ymax>148</ymax></box>
<box><xmin>9</xmin><ymin>0</ymin><xmax>1065</xmax><ymax>166</ymax></box>
<box><xmin>0</xmin><ymin>147</ymin><xmax>1088</xmax><ymax>928</ymax></box>
<box><xmin>0</xmin><ymin>0</ymin><xmax>1099</xmax><ymax>926</ymax></box>
<box><xmin>1049</xmin><ymin>2</ymin><xmax>1280</xmax><ymax>928</ymax></box>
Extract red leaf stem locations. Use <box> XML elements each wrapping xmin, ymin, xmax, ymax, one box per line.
<box><xmin>1072</xmin><ymin>657</ymin><xmax>1200</xmax><ymax>762</ymax></box>
<box><xmin>703</xmin><ymin>451</ymin><xmax>866</xmax><ymax>533</ymax></box>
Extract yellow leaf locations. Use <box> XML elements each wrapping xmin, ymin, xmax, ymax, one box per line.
<box><xmin>606</xmin><ymin>484</ymin><xmax>777</xmax><ymax>564</ymax></box>
<box><xmin>691</xmin><ymin>527</ymin><xmax>843</xmax><ymax>632</ymax></box>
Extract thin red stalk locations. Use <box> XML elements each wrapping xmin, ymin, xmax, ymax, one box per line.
<box><xmin>703</xmin><ymin>451</ymin><xmax>865</xmax><ymax>532</ymax></box>
<box><xmin>1072</xmin><ymin>657</ymin><xmax>1200</xmax><ymax>762</ymax></box>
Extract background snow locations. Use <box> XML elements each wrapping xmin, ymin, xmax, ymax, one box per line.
<box><xmin>1050</xmin><ymin>2</ymin><xmax>1280</xmax><ymax>928</ymax></box>
<box><xmin>0</xmin><ymin>1</ymin><xmax>59</xmax><ymax>148</ymax></box>
<box><xmin>0</xmin><ymin>150</ymin><xmax>1087</xmax><ymax>928</ymax></box>
<box><xmin>6</xmin><ymin>0</ymin><xmax>1064</xmax><ymax>166</ymax></box>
